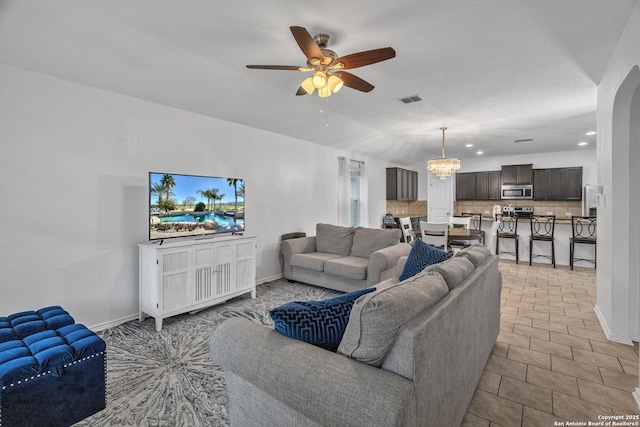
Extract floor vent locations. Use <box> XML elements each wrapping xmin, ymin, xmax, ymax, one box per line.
<box><xmin>399</xmin><ymin>95</ymin><xmax>423</xmax><ymax>104</ymax></box>
<box><xmin>514</xmin><ymin>138</ymin><xmax>534</xmax><ymax>143</ymax></box>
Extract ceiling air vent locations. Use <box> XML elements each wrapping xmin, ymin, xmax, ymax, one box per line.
<box><xmin>514</xmin><ymin>138</ymin><xmax>533</xmax><ymax>143</ymax></box>
<box><xmin>399</xmin><ymin>95</ymin><xmax>423</xmax><ymax>104</ymax></box>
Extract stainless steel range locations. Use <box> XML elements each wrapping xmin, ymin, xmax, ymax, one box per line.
<box><xmin>502</xmin><ymin>205</ymin><xmax>534</xmax><ymax>218</ymax></box>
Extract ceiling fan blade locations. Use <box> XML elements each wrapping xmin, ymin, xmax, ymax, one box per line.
<box><xmin>338</xmin><ymin>72</ymin><xmax>375</xmax><ymax>92</ymax></box>
<box><xmin>290</xmin><ymin>26</ymin><xmax>325</xmax><ymax>62</ymax></box>
<box><xmin>246</xmin><ymin>65</ymin><xmax>301</xmax><ymax>70</ymax></box>
<box><xmin>335</xmin><ymin>47</ymin><xmax>396</xmax><ymax>69</ymax></box>
<box><xmin>295</xmin><ymin>86</ymin><xmax>309</xmax><ymax>96</ymax></box>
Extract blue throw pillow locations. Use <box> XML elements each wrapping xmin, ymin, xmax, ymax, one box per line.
<box><xmin>399</xmin><ymin>239</ymin><xmax>452</xmax><ymax>281</ymax></box>
<box><xmin>269</xmin><ymin>288</ymin><xmax>376</xmax><ymax>351</ymax></box>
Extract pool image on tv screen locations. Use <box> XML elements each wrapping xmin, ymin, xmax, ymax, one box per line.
<box><xmin>149</xmin><ymin>172</ymin><xmax>245</xmax><ymax>240</ymax></box>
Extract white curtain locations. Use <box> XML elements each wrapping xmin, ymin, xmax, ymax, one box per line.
<box><xmin>338</xmin><ymin>157</ymin><xmax>350</xmax><ymax>226</ymax></box>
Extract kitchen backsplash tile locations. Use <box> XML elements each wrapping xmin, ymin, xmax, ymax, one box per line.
<box><xmin>455</xmin><ymin>200</ymin><xmax>581</xmax><ymax>218</ymax></box>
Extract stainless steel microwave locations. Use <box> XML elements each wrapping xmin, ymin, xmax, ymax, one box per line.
<box><xmin>501</xmin><ymin>184</ymin><xmax>533</xmax><ymax>199</ymax></box>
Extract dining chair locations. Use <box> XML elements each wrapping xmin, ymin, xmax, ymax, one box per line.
<box><xmin>398</xmin><ymin>217</ymin><xmax>416</xmax><ymax>244</ymax></box>
<box><xmin>419</xmin><ymin>221</ymin><xmax>449</xmax><ymax>251</ymax></box>
<box><xmin>570</xmin><ymin>216</ymin><xmax>597</xmax><ymax>270</ymax></box>
<box><xmin>529</xmin><ymin>215</ymin><xmax>556</xmax><ymax>268</ymax></box>
<box><xmin>448</xmin><ymin>216</ymin><xmax>471</xmax><ymax>251</ymax></box>
<box><xmin>495</xmin><ymin>214</ymin><xmax>519</xmax><ymax>263</ymax></box>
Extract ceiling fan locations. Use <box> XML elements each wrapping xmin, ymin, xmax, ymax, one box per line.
<box><xmin>246</xmin><ymin>26</ymin><xmax>396</xmax><ymax>97</ymax></box>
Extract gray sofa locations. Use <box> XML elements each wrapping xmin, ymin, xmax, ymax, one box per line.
<box><xmin>280</xmin><ymin>223</ymin><xmax>411</xmax><ymax>293</ymax></box>
<box><xmin>210</xmin><ymin>245</ymin><xmax>502</xmax><ymax>427</ymax></box>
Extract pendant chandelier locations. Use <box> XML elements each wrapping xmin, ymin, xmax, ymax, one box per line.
<box><xmin>427</xmin><ymin>127</ymin><xmax>460</xmax><ymax>179</ymax></box>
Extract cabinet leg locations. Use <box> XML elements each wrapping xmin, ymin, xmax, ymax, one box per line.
<box><xmin>155</xmin><ymin>317</ymin><xmax>163</xmax><ymax>332</ymax></box>
<box><xmin>251</xmin><ymin>288</ymin><xmax>256</xmax><ymax>298</ymax></box>
<box><xmin>139</xmin><ymin>310</ymin><xmax>146</xmax><ymax>322</ymax></box>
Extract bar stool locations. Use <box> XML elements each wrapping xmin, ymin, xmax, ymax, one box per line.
<box><xmin>529</xmin><ymin>215</ymin><xmax>556</xmax><ymax>268</ymax></box>
<box><xmin>570</xmin><ymin>216</ymin><xmax>597</xmax><ymax>270</ymax></box>
<box><xmin>495</xmin><ymin>214</ymin><xmax>519</xmax><ymax>263</ymax></box>
<box><xmin>462</xmin><ymin>212</ymin><xmax>484</xmax><ymax>243</ymax></box>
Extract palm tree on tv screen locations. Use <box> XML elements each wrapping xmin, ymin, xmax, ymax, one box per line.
<box><xmin>151</xmin><ymin>182</ymin><xmax>167</xmax><ymax>208</ymax></box>
<box><xmin>216</xmin><ymin>193</ymin><xmax>225</xmax><ymax>211</ymax></box>
<box><xmin>197</xmin><ymin>188</ymin><xmax>215</xmax><ymax>211</ymax></box>
<box><xmin>160</xmin><ymin>174</ymin><xmax>176</xmax><ymax>209</ymax></box>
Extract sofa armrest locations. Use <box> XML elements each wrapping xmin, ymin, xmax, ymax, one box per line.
<box><xmin>280</xmin><ymin>236</ymin><xmax>316</xmax><ymax>279</ymax></box>
<box><xmin>367</xmin><ymin>243</ymin><xmax>411</xmax><ymax>286</ymax></box>
<box><xmin>210</xmin><ymin>317</ymin><xmax>415</xmax><ymax>427</ymax></box>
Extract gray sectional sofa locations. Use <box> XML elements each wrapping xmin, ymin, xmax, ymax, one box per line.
<box><xmin>280</xmin><ymin>223</ymin><xmax>412</xmax><ymax>292</ymax></box>
<box><xmin>210</xmin><ymin>245</ymin><xmax>502</xmax><ymax>427</ymax></box>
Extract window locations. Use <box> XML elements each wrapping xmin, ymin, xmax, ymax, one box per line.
<box><xmin>350</xmin><ymin>160</ymin><xmax>363</xmax><ymax>227</ymax></box>
<box><xmin>339</xmin><ymin>158</ymin><xmax>367</xmax><ymax>227</ymax></box>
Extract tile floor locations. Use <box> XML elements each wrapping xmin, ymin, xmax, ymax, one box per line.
<box><xmin>462</xmin><ymin>260</ymin><xmax>640</xmax><ymax>427</ymax></box>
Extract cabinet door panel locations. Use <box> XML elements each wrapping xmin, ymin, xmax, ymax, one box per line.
<box><xmin>564</xmin><ymin>167</ymin><xmax>582</xmax><ymax>200</ymax></box>
<box><xmin>488</xmin><ymin>171</ymin><xmax>501</xmax><ymax>200</ymax></box>
<box><xmin>159</xmin><ymin>249</ymin><xmax>190</xmax><ymax>311</ymax></box>
<box><xmin>546</xmin><ymin>168</ymin><xmax>565</xmax><ymax>200</ymax></box>
<box><xmin>475</xmin><ymin>172</ymin><xmax>488</xmax><ymax>200</ymax></box>
<box><xmin>533</xmin><ymin>169</ymin><xmax>548</xmax><ymax>200</ymax></box>
<box><xmin>456</xmin><ymin>173</ymin><xmax>477</xmax><ymax>200</ymax></box>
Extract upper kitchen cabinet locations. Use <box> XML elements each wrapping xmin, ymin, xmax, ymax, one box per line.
<box><xmin>456</xmin><ymin>171</ymin><xmax>501</xmax><ymax>200</ymax></box>
<box><xmin>533</xmin><ymin>167</ymin><xmax>582</xmax><ymax>201</ymax></box>
<box><xmin>386</xmin><ymin>167</ymin><xmax>418</xmax><ymax>200</ymax></box>
<box><xmin>501</xmin><ymin>164</ymin><xmax>533</xmax><ymax>185</ymax></box>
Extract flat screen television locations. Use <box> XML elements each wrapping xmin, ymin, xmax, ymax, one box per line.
<box><xmin>149</xmin><ymin>172</ymin><xmax>245</xmax><ymax>241</ymax></box>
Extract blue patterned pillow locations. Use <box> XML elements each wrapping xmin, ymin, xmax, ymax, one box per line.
<box><xmin>399</xmin><ymin>239</ymin><xmax>452</xmax><ymax>281</ymax></box>
<box><xmin>269</xmin><ymin>288</ymin><xmax>376</xmax><ymax>351</ymax></box>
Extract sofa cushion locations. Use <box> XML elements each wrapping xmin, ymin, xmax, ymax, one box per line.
<box><xmin>324</xmin><ymin>256</ymin><xmax>369</xmax><ymax>280</ymax></box>
<box><xmin>269</xmin><ymin>288</ymin><xmax>376</xmax><ymax>352</ymax></box>
<box><xmin>315</xmin><ymin>224</ymin><xmax>354</xmax><ymax>256</ymax></box>
<box><xmin>454</xmin><ymin>244</ymin><xmax>491</xmax><ymax>267</ymax></box>
<box><xmin>337</xmin><ymin>271</ymin><xmax>449</xmax><ymax>366</ymax></box>
<box><xmin>350</xmin><ymin>227</ymin><xmax>401</xmax><ymax>259</ymax></box>
<box><xmin>399</xmin><ymin>239</ymin><xmax>452</xmax><ymax>281</ymax></box>
<box><xmin>430</xmin><ymin>256</ymin><xmax>476</xmax><ymax>290</ymax></box>
<box><xmin>290</xmin><ymin>252</ymin><xmax>343</xmax><ymax>272</ymax></box>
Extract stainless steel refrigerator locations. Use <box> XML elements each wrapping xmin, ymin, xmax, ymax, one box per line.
<box><xmin>583</xmin><ymin>185</ymin><xmax>598</xmax><ymax>217</ymax></box>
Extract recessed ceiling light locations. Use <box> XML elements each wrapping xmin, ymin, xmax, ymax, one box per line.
<box><xmin>476</xmin><ymin>151</ymin><xmax>483</xmax><ymax>155</ymax></box>
<box><xmin>578</xmin><ymin>142</ymin><xmax>588</xmax><ymax>146</ymax></box>
<box><xmin>465</xmin><ymin>144</ymin><xmax>473</xmax><ymax>148</ymax></box>
<box><xmin>585</xmin><ymin>131</ymin><xmax>597</xmax><ymax>136</ymax></box>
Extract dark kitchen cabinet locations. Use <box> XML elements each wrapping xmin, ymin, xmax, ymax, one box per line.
<box><xmin>456</xmin><ymin>172</ymin><xmax>477</xmax><ymax>200</ymax></box>
<box><xmin>475</xmin><ymin>172</ymin><xmax>488</xmax><ymax>200</ymax></box>
<box><xmin>564</xmin><ymin>167</ymin><xmax>583</xmax><ymax>200</ymax></box>
<box><xmin>501</xmin><ymin>164</ymin><xmax>533</xmax><ymax>185</ymax></box>
<box><xmin>386</xmin><ymin>167</ymin><xmax>418</xmax><ymax>200</ymax></box>
<box><xmin>488</xmin><ymin>171</ymin><xmax>501</xmax><ymax>200</ymax></box>
<box><xmin>456</xmin><ymin>171</ymin><xmax>501</xmax><ymax>200</ymax></box>
<box><xmin>533</xmin><ymin>167</ymin><xmax>582</xmax><ymax>201</ymax></box>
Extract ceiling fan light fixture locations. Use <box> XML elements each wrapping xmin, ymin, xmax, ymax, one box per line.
<box><xmin>427</xmin><ymin>127</ymin><xmax>461</xmax><ymax>179</ymax></box>
<box><xmin>327</xmin><ymin>74</ymin><xmax>344</xmax><ymax>93</ymax></box>
<box><xmin>300</xmin><ymin>77</ymin><xmax>315</xmax><ymax>94</ymax></box>
<box><xmin>312</xmin><ymin>71</ymin><xmax>328</xmax><ymax>89</ymax></box>
<box><xmin>318</xmin><ymin>84</ymin><xmax>332</xmax><ymax>97</ymax></box>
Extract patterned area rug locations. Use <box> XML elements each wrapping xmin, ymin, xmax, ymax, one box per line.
<box><xmin>74</xmin><ymin>279</ymin><xmax>341</xmax><ymax>427</ymax></box>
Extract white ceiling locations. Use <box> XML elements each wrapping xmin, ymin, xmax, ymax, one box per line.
<box><xmin>0</xmin><ymin>0</ymin><xmax>636</xmax><ymax>165</ymax></box>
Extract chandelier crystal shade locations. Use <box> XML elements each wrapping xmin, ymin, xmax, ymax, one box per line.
<box><xmin>427</xmin><ymin>127</ymin><xmax>461</xmax><ymax>179</ymax></box>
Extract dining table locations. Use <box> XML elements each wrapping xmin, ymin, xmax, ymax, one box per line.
<box><xmin>447</xmin><ymin>227</ymin><xmax>486</xmax><ymax>245</ymax></box>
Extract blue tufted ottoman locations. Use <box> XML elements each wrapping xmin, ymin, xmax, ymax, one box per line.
<box><xmin>0</xmin><ymin>306</ymin><xmax>106</xmax><ymax>427</ymax></box>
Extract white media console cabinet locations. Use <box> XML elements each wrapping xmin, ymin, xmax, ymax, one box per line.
<box><xmin>138</xmin><ymin>234</ymin><xmax>257</xmax><ymax>331</ymax></box>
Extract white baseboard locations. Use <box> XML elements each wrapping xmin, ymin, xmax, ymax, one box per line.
<box><xmin>89</xmin><ymin>314</ymin><xmax>139</xmax><ymax>332</ymax></box>
<box><xmin>634</xmin><ymin>388</ymin><xmax>640</xmax><ymax>411</ymax></box>
<box><xmin>257</xmin><ymin>273</ymin><xmax>284</xmax><ymax>285</ymax></box>
<box><xmin>594</xmin><ymin>305</ymin><xmax>634</xmax><ymax>345</ymax></box>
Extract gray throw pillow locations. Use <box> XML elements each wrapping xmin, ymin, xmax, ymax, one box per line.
<box><xmin>315</xmin><ymin>224</ymin><xmax>354</xmax><ymax>256</ymax></box>
<box><xmin>431</xmin><ymin>257</ymin><xmax>475</xmax><ymax>290</ymax></box>
<box><xmin>350</xmin><ymin>227</ymin><xmax>401</xmax><ymax>258</ymax></box>
<box><xmin>454</xmin><ymin>244</ymin><xmax>491</xmax><ymax>267</ymax></box>
<box><xmin>337</xmin><ymin>271</ymin><xmax>449</xmax><ymax>367</ymax></box>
